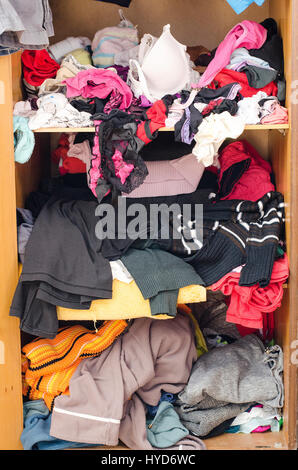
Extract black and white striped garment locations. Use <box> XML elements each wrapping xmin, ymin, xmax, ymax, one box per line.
<box><xmin>187</xmin><ymin>191</ymin><xmax>285</xmax><ymax>288</ymax></box>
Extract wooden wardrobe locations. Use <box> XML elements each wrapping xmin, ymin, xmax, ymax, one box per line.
<box><xmin>0</xmin><ymin>0</ymin><xmax>297</xmax><ymax>451</ymax></box>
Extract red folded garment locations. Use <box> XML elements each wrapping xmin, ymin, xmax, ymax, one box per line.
<box><xmin>22</xmin><ymin>49</ymin><xmax>60</xmax><ymax>87</ymax></box>
<box><xmin>208</xmin><ymin>68</ymin><xmax>278</xmax><ymax>98</ymax></box>
<box><xmin>210</xmin><ymin>254</ymin><xmax>289</xmax><ymax>329</ymax></box>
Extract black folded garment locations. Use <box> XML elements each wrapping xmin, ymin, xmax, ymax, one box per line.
<box><xmin>10</xmin><ymin>187</ymin><xmax>113</xmax><ymax>339</ymax></box>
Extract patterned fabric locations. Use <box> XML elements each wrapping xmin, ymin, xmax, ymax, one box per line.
<box><xmin>22</xmin><ymin>320</ymin><xmax>128</xmax><ymax>410</ymax></box>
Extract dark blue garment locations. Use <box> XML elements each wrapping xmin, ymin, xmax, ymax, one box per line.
<box><xmin>95</xmin><ymin>0</ymin><xmax>132</xmax><ymax>7</ymax></box>
<box><xmin>0</xmin><ymin>45</ymin><xmax>20</xmax><ymax>55</ymax></box>
<box><xmin>146</xmin><ymin>391</ymin><xmax>178</xmax><ymax>419</ymax></box>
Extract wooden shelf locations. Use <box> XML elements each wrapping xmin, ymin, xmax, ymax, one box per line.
<box><xmin>32</xmin><ymin>124</ymin><xmax>290</xmax><ymax>133</ymax></box>
<box><xmin>67</xmin><ymin>429</ymin><xmax>288</xmax><ymax>451</ymax></box>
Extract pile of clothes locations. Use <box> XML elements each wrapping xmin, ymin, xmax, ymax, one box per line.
<box><xmin>9</xmin><ymin>4</ymin><xmax>289</xmax><ymax>450</ymax></box>
<box><xmin>20</xmin><ymin>295</ymin><xmax>284</xmax><ymax>450</ymax></box>
<box><xmin>12</xmin><ymin>13</ymin><xmax>288</xmax><ymax>197</ymax></box>
<box><xmin>11</xmin><ymin>134</ymin><xmax>289</xmax><ymax>339</ymax></box>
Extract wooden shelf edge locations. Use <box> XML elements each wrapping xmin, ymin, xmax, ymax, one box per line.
<box><xmin>65</xmin><ymin>430</ymin><xmax>289</xmax><ymax>451</ymax></box>
<box><xmin>32</xmin><ymin>124</ymin><xmax>290</xmax><ymax>133</ymax></box>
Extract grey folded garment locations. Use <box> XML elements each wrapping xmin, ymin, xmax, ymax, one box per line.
<box><xmin>175</xmin><ymin>402</ymin><xmax>252</xmax><ymax>438</ymax></box>
<box><xmin>175</xmin><ymin>334</ymin><xmax>284</xmax><ymax>436</ymax></box>
<box><xmin>241</xmin><ymin>64</ymin><xmax>278</xmax><ymax>89</ymax></box>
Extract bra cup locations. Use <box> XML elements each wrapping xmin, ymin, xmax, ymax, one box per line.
<box><xmin>141</xmin><ymin>25</ymin><xmax>190</xmax><ymax>99</ymax></box>
<box><xmin>138</xmin><ymin>34</ymin><xmax>158</xmax><ymax>64</ymax></box>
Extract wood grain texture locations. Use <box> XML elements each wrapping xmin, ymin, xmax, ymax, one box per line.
<box><xmin>0</xmin><ymin>55</ymin><xmax>23</xmax><ymax>450</ymax></box>
<box><xmin>269</xmin><ymin>0</ymin><xmax>297</xmax><ymax>451</ymax></box>
<box><xmin>31</xmin><ymin>125</ymin><xmax>290</xmax><ymax>133</ymax></box>
<box><xmin>49</xmin><ymin>0</ymin><xmax>269</xmax><ymax>48</ymax></box>
<box><xmin>1</xmin><ymin>0</ymin><xmax>296</xmax><ymax>451</ymax></box>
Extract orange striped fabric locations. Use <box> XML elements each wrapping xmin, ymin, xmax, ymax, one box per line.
<box><xmin>22</xmin><ymin>320</ymin><xmax>128</xmax><ymax>410</ymax></box>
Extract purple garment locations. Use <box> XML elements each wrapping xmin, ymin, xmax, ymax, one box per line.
<box><xmin>181</xmin><ymin>108</ymin><xmax>194</xmax><ymax>145</ymax></box>
<box><xmin>113</xmin><ymin>64</ymin><xmax>129</xmax><ymax>82</ymax></box>
<box><xmin>194</xmin><ymin>20</ymin><xmax>267</xmax><ymax>88</ymax></box>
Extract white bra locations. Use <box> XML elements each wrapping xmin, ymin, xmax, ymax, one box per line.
<box><xmin>127</xmin><ymin>24</ymin><xmax>198</xmax><ymax>102</ymax></box>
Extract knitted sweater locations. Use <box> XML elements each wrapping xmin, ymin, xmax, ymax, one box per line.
<box><xmin>22</xmin><ymin>320</ymin><xmax>128</xmax><ymax>410</ymax></box>
<box><xmin>188</xmin><ymin>191</ymin><xmax>285</xmax><ymax>287</ymax></box>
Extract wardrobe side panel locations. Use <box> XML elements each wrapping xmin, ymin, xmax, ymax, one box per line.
<box><xmin>11</xmin><ymin>52</ymin><xmax>52</xmax><ymax>208</ymax></box>
<box><xmin>269</xmin><ymin>0</ymin><xmax>297</xmax><ymax>450</ymax></box>
<box><xmin>49</xmin><ymin>0</ymin><xmax>269</xmax><ymax>49</ymax></box>
<box><xmin>0</xmin><ymin>55</ymin><xmax>23</xmax><ymax>450</ymax></box>
<box><xmin>15</xmin><ymin>134</ymin><xmax>52</xmax><ymax>209</ymax></box>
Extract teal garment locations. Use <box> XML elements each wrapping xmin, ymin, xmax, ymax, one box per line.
<box><xmin>146</xmin><ymin>401</ymin><xmax>189</xmax><ymax>448</ymax></box>
<box><xmin>13</xmin><ymin>116</ymin><xmax>35</xmax><ymax>164</ymax></box>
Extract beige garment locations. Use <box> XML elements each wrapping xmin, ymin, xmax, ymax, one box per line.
<box><xmin>192</xmin><ymin>111</ymin><xmax>246</xmax><ymax>167</ymax></box>
<box><xmin>38</xmin><ymin>54</ymin><xmax>94</xmax><ymax>95</ymax></box>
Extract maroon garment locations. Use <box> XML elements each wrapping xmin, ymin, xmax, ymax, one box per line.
<box><xmin>217</xmin><ymin>140</ymin><xmax>275</xmax><ymax>201</ymax></box>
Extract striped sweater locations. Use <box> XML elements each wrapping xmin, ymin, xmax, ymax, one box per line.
<box><xmin>187</xmin><ymin>191</ymin><xmax>285</xmax><ymax>287</ymax></box>
<box><xmin>22</xmin><ymin>320</ymin><xmax>128</xmax><ymax>410</ymax></box>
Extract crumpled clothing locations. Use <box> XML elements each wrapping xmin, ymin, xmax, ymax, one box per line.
<box><xmin>176</xmin><ymin>401</ymin><xmax>251</xmax><ymax>438</ymax></box>
<box><xmin>21</xmin><ymin>49</ymin><xmax>60</xmax><ymax>87</ymax></box>
<box><xmin>63</xmin><ymin>68</ymin><xmax>133</xmax><ymax>110</ymax></box>
<box><xmin>38</xmin><ymin>54</ymin><xmax>95</xmax><ymax>96</ymax></box>
<box><xmin>260</xmin><ymin>101</ymin><xmax>288</xmax><ymax>124</ymax></box>
<box><xmin>22</xmin><ymin>321</ymin><xmax>128</xmax><ymax>410</ymax></box>
<box><xmin>194</xmin><ymin>20</ymin><xmax>267</xmax><ymax>88</ymax></box>
<box><xmin>48</xmin><ymin>36</ymin><xmax>91</xmax><ymax>64</ymax></box>
<box><xmin>91</xmin><ymin>11</ymin><xmax>138</xmax><ymax>68</ymax></box>
<box><xmin>227</xmin><ymin>47</ymin><xmax>272</xmax><ymax>71</ymax></box>
<box><xmin>192</xmin><ymin>111</ymin><xmax>245</xmax><ymax>167</ymax></box>
<box><xmin>146</xmin><ymin>401</ymin><xmax>189</xmax><ymax>448</ymax></box>
<box><xmin>177</xmin><ymin>333</ymin><xmax>284</xmax><ymax>410</ymax></box>
<box><xmin>136</xmin><ymin>96</ymin><xmax>172</xmax><ymax>145</ymax></box>
<box><xmin>13</xmin><ymin>115</ymin><xmax>35</xmax><ymax>163</ymax></box>
<box><xmin>50</xmin><ymin>313</ymin><xmax>205</xmax><ymax>450</ymax></box>
<box><xmin>28</xmin><ymin>93</ymin><xmax>93</xmax><ymax>130</ymax></box>
<box><xmin>13</xmin><ymin>100</ymin><xmax>37</xmax><ymax>118</ymax></box>
<box><xmin>236</xmin><ymin>91</ymin><xmax>269</xmax><ymax>124</ymax></box>
<box><xmin>0</xmin><ymin>0</ymin><xmax>54</xmax><ymax>47</ymax></box>
<box><xmin>217</xmin><ymin>139</ymin><xmax>275</xmax><ymax>201</ymax></box>
<box><xmin>21</xmin><ymin>399</ymin><xmax>97</xmax><ymax>450</ymax></box>
<box><xmin>208</xmin><ymin>68</ymin><xmax>278</xmax><ymax>98</ymax></box>
<box><xmin>89</xmin><ymin>111</ymin><xmax>147</xmax><ymax>202</ymax></box>
<box><xmin>210</xmin><ymin>254</ymin><xmax>289</xmax><ymax>329</ymax></box>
